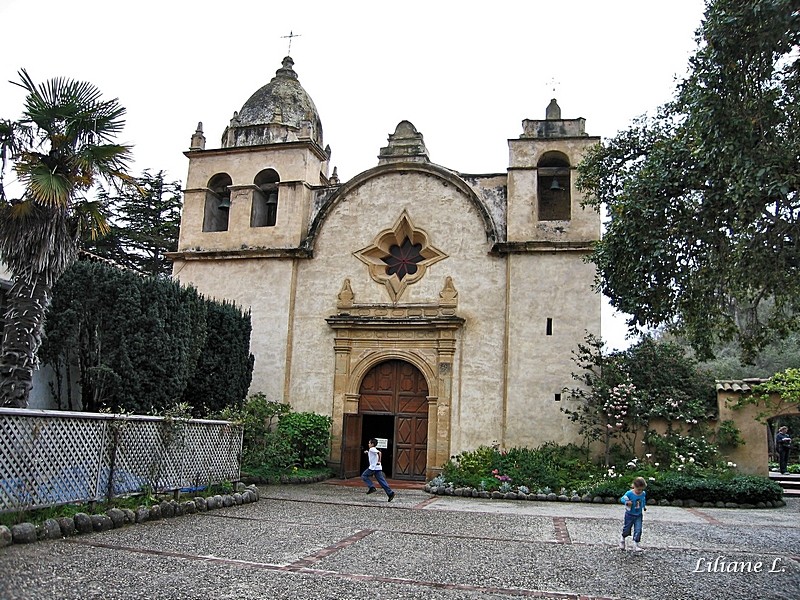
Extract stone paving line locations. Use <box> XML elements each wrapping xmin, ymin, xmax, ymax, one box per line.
<box><xmin>0</xmin><ymin>483</ymin><xmax>798</xmax><ymax>600</ymax></box>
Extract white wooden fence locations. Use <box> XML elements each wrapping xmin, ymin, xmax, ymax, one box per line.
<box><xmin>0</xmin><ymin>407</ymin><xmax>243</xmax><ymax>513</ymax></box>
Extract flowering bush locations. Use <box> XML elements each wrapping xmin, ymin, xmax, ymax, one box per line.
<box><xmin>645</xmin><ymin>391</ymin><xmax>707</xmax><ymax>426</ymax></box>
<box><xmin>563</xmin><ymin>335</ymin><xmax>718</xmax><ymax>468</ymax></box>
<box><xmin>642</xmin><ymin>430</ymin><xmax>726</xmax><ymax>475</ymax></box>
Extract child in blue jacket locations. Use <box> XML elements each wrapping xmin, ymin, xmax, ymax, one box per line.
<box><xmin>619</xmin><ymin>476</ymin><xmax>647</xmax><ymax>552</ymax></box>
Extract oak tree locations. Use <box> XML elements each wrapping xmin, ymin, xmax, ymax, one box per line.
<box><xmin>578</xmin><ymin>0</ymin><xmax>800</xmax><ymax>360</ymax></box>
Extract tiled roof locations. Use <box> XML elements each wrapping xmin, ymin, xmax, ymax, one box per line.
<box><xmin>715</xmin><ymin>379</ymin><xmax>768</xmax><ymax>393</ymax></box>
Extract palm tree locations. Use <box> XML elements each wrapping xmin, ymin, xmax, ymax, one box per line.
<box><xmin>0</xmin><ymin>69</ymin><xmax>131</xmax><ymax>408</ymax></box>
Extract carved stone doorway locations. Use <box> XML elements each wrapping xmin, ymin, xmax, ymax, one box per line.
<box><xmin>343</xmin><ymin>360</ymin><xmax>428</xmax><ymax>480</ymax></box>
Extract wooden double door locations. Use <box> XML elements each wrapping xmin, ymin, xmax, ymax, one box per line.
<box><xmin>342</xmin><ymin>360</ymin><xmax>428</xmax><ymax>480</ymax></box>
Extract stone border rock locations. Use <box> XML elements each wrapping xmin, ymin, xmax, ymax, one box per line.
<box><xmin>422</xmin><ymin>484</ymin><xmax>787</xmax><ymax>509</ymax></box>
<box><xmin>0</xmin><ymin>483</ymin><xmax>261</xmax><ymax>549</ymax></box>
<box><xmin>242</xmin><ymin>472</ymin><xmax>331</xmax><ymax>486</ymax></box>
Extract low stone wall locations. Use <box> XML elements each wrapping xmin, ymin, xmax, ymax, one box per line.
<box><xmin>423</xmin><ymin>484</ymin><xmax>787</xmax><ymax>509</ymax></box>
<box><xmin>0</xmin><ymin>483</ymin><xmax>261</xmax><ymax>548</ymax></box>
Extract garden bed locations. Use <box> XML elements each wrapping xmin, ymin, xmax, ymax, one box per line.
<box><xmin>423</xmin><ymin>483</ymin><xmax>786</xmax><ymax>509</ymax></box>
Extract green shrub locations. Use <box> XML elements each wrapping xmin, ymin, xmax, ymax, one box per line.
<box><xmin>442</xmin><ymin>442</ymin><xmax>782</xmax><ymax>505</ymax></box>
<box><xmin>182</xmin><ymin>299</ymin><xmax>254</xmax><ymax>417</ymax></box>
<box><xmin>722</xmin><ymin>476</ymin><xmax>784</xmax><ymax>504</ymax></box>
<box><xmin>216</xmin><ymin>394</ymin><xmax>293</xmax><ymax>472</ymax></box>
<box><xmin>443</xmin><ymin>445</ymin><xmax>498</xmax><ymax>487</ymax></box>
<box><xmin>278</xmin><ymin>412</ymin><xmax>333</xmax><ymax>468</ymax></box>
<box><xmin>496</xmin><ymin>443</ymin><xmax>595</xmax><ymax>491</ymax></box>
<box><xmin>589</xmin><ymin>472</ymin><xmax>783</xmax><ymax>505</ymax></box>
<box><xmin>443</xmin><ymin>443</ymin><xmax>602</xmax><ymax>492</ymax></box>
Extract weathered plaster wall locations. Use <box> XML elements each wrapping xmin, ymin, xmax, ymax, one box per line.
<box><xmin>289</xmin><ymin>170</ymin><xmax>508</xmax><ymax>456</ymax></box>
<box><xmin>716</xmin><ymin>390</ymin><xmax>798</xmax><ymax>476</ymax></box>
<box><xmin>504</xmin><ymin>251</ymin><xmax>601</xmax><ymax>447</ymax></box>
<box><xmin>507</xmin><ymin>138</ymin><xmax>600</xmax><ymax>243</ymax></box>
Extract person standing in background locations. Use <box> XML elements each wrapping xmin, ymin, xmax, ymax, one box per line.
<box><xmin>776</xmin><ymin>426</ymin><xmax>792</xmax><ymax>475</ymax></box>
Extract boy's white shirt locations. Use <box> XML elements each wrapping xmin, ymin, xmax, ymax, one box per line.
<box><xmin>368</xmin><ymin>446</ymin><xmax>382</xmax><ymax>471</ymax></box>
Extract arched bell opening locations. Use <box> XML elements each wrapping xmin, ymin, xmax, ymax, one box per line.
<box><xmin>537</xmin><ymin>151</ymin><xmax>571</xmax><ymax>221</ymax></box>
<box><xmin>251</xmin><ymin>168</ymin><xmax>280</xmax><ymax>227</ymax></box>
<box><xmin>203</xmin><ymin>173</ymin><xmax>233</xmax><ymax>232</ymax></box>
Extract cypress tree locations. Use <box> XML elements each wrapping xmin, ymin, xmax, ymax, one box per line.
<box><xmin>182</xmin><ymin>299</ymin><xmax>255</xmax><ymax>417</ymax></box>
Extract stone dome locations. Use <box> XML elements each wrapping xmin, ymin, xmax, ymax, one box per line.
<box><xmin>221</xmin><ymin>56</ymin><xmax>323</xmax><ymax>148</ymax></box>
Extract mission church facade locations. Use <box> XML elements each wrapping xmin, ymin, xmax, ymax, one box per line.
<box><xmin>171</xmin><ymin>56</ymin><xmax>602</xmax><ymax>480</ymax></box>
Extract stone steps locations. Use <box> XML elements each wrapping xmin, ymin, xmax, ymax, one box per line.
<box><xmin>769</xmin><ymin>472</ymin><xmax>800</xmax><ymax>496</ymax></box>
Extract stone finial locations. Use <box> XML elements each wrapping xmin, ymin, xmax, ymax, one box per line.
<box><xmin>330</xmin><ymin>166</ymin><xmax>340</xmax><ymax>185</ymax></box>
<box><xmin>299</xmin><ymin>119</ymin><xmax>312</xmax><ymax>140</ymax></box>
<box><xmin>378</xmin><ymin>121</ymin><xmax>430</xmax><ymax>164</ymax></box>
<box><xmin>276</xmin><ymin>56</ymin><xmax>299</xmax><ymax>79</ymax></box>
<box><xmin>190</xmin><ymin>122</ymin><xmax>206</xmax><ymax>150</ymax></box>
<box><xmin>337</xmin><ymin>278</ymin><xmax>354</xmax><ymax>309</ymax></box>
<box><xmin>222</xmin><ymin>112</ymin><xmax>241</xmax><ymax>147</ymax></box>
<box><xmin>546</xmin><ymin>99</ymin><xmax>561</xmax><ymax>120</ymax></box>
<box><xmin>438</xmin><ymin>276</ymin><xmax>458</xmax><ymax>309</ymax></box>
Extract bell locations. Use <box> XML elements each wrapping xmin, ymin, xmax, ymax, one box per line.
<box><xmin>218</xmin><ymin>196</ymin><xmax>231</xmax><ymax>210</ymax></box>
<box><xmin>549</xmin><ymin>178</ymin><xmax>564</xmax><ymax>191</ymax></box>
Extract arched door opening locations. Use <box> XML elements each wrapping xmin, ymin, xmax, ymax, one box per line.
<box><xmin>343</xmin><ymin>359</ymin><xmax>428</xmax><ymax>481</ymax></box>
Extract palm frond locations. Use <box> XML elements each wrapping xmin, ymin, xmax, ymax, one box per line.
<box><xmin>15</xmin><ymin>69</ymin><xmax>127</xmax><ymax>147</ymax></box>
<box><xmin>72</xmin><ymin>199</ymin><xmax>110</xmax><ymax>240</ymax></box>
<box><xmin>74</xmin><ymin>143</ymin><xmax>132</xmax><ymax>177</ymax></box>
<box><xmin>15</xmin><ymin>161</ymin><xmax>72</xmax><ymax>206</ymax></box>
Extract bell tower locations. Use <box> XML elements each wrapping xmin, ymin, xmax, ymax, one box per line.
<box><xmin>174</xmin><ymin>57</ymin><xmax>332</xmax><ymax>256</ymax></box>
<box><xmin>506</xmin><ymin>99</ymin><xmax>600</xmax><ymax>246</ymax></box>
<box><xmin>498</xmin><ymin>100</ymin><xmax>602</xmax><ymax>447</ymax></box>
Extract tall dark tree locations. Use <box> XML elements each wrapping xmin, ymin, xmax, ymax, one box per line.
<box><xmin>85</xmin><ymin>170</ymin><xmax>182</xmax><ymax>277</ymax></box>
<box><xmin>41</xmin><ymin>260</ymin><xmax>207</xmax><ymax>413</ymax></box>
<box><xmin>182</xmin><ymin>300</ymin><xmax>255</xmax><ymax>417</ymax></box>
<box><xmin>578</xmin><ymin>0</ymin><xmax>800</xmax><ymax>360</ymax></box>
<box><xmin>0</xmin><ymin>70</ymin><xmax>131</xmax><ymax>407</ymax></box>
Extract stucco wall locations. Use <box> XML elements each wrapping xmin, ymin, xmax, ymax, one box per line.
<box><xmin>505</xmin><ymin>251</ymin><xmax>601</xmax><ymax>448</ymax></box>
<box><xmin>716</xmin><ymin>390</ymin><xmax>798</xmax><ymax>476</ymax></box>
<box><xmin>289</xmin><ymin>170</ymin><xmax>508</xmax><ymax>454</ymax></box>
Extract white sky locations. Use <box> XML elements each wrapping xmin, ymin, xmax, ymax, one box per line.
<box><xmin>0</xmin><ymin>0</ymin><xmax>708</xmax><ymax>352</ymax></box>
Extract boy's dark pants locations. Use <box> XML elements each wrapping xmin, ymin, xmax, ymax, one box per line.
<box><xmin>622</xmin><ymin>511</ymin><xmax>643</xmax><ymax>543</ymax></box>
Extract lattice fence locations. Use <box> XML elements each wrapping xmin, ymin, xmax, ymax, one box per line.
<box><xmin>0</xmin><ymin>408</ymin><xmax>243</xmax><ymax>513</ymax></box>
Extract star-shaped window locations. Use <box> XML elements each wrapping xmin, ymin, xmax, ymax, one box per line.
<box><xmin>354</xmin><ymin>210</ymin><xmax>446</xmax><ymax>302</ymax></box>
<box><xmin>384</xmin><ymin>238</ymin><xmax>424</xmax><ymax>280</ymax></box>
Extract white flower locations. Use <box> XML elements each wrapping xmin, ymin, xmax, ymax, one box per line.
<box><xmin>645</xmin><ymin>453</ymin><xmax>652</xmax><ymax>459</ymax></box>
